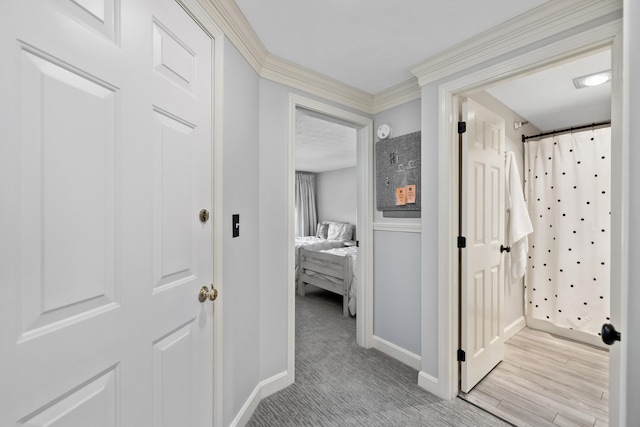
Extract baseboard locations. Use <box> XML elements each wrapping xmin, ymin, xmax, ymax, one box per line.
<box><xmin>372</xmin><ymin>335</ymin><xmax>421</xmax><ymax>370</ymax></box>
<box><xmin>525</xmin><ymin>316</ymin><xmax>607</xmax><ymax>349</ymax></box>
<box><xmin>417</xmin><ymin>371</ymin><xmax>439</xmax><ymax>396</ymax></box>
<box><xmin>258</xmin><ymin>371</ymin><xmax>290</xmax><ymax>399</ymax></box>
<box><xmin>503</xmin><ymin>316</ymin><xmax>526</xmax><ymax>342</ymax></box>
<box><xmin>230</xmin><ymin>371</ymin><xmax>291</xmax><ymax>427</ymax></box>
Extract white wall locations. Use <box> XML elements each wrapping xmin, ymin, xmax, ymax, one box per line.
<box><xmin>222</xmin><ymin>39</ymin><xmax>261</xmax><ymax>427</ymax></box>
<box><xmin>468</xmin><ymin>91</ymin><xmax>540</xmax><ymax>336</ymax></box>
<box><xmin>316</xmin><ymin>167</ymin><xmax>357</xmax><ymax>225</ymax></box>
<box><xmin>372</xmin><ymin>99</ymin><xmax>422</xmax><ymax>359</ymax></box>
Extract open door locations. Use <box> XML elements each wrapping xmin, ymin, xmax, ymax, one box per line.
<box><xmin>460</xmin><ymin>98</ymin><xmax>506</xmax><ymax>392</ymax></box>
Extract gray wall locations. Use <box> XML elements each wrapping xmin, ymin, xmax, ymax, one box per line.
<box><xmin>222</xmin><ymin>39</ymin><xmax>261</xmax><ymax>426</ymax></box>
<box><xmin>374</xmin><ymin>99</ymin><xmax>422</xmax><ymax>225</ymax></box>
<box><xmin>373</xmin><ymin>230</ymin><xmax>421</xmax><ymax>354</ymax></box>
<box><xmin>316</xmin><ymin>167</ymin><xmax>357</xmax><ymax>226</ymax></box>
<box><xmin>219</xmin><ymin>6</ymin><xmax>640</xmax><ymax>424</ymax></box>
<box><xmin>257</xmin><ymin>79</ymin><xmax>291</xmax><ymax>381</ymax></box>
<box><xmin>257</xmin><ymin>78</ymin><xmax>371</xmax><ymax>384</ymax></box>
<box><xmin>468</xmin><ymin>91</ymin><xmax>540</xmax><ymax>334</ymax></box>
<box><xmin>372</xmin><ymin>99</ymin><xmax>422</xmax><ymax>356</ymax></box>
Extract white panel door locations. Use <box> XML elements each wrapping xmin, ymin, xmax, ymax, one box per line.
<box><xmin>0</xmin><ymin>0</ymin><xmax>214</xmax><ymax>425</ymax></box>
<box><xmin>460</xmin><ymin>98</ymin><xmax>506</xmax><ymax>393</ymax></box>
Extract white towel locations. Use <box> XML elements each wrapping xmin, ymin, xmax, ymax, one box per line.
<box><xmin>505</xmin><ymin>151</ymin><xmax>533</xmax><ymax>283</ymax></box>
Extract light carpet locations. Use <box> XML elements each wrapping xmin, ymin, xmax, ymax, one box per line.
<box><xmin>246</xmin><ymin>288</ymin><xmax>509</xmax><ymax>427</ymax></box>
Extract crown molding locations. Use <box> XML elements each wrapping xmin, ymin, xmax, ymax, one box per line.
<box><xmin>372</xmin><ymin>78</ymin><xmax>421</xmax><ymax>114</ymax></box>
<box><xmin>201</xmin><ymin>0</ymin><xmax>622</xmax><ymax>116</ymax></box>
<box><xmin>199</xmin><ymin>0</ymin><xmax>267</xmax><ymax>73</ymax></box>
<box><xmin>410</xmin><ymin>0</ymin><xmax>623</xmax><ymax>87</ymax></box>
<box><xmin>261</xmin><ymin>53</ymin><xmax>374</xmax><ymax>114</ymax></box>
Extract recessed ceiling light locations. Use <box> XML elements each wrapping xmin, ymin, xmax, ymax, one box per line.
<box><xmin>573</xmin><ymin>70</ymin><xmax>611</xmax><ymax>89</ymax></box>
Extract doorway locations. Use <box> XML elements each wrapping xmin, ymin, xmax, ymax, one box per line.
<box><xmin>456</xmin><ymin>49</ymin><xmax>613</xmax><ymax>424</ymax></box>
<box><xmin>435</xmin><ymin>22</ymin><xmax>624</xmax><ymax>426</ymax></box>
<box><xmin>286</xmin><ymin>95</ymin><xmax>374</xmax><ymax>382</ymax></box>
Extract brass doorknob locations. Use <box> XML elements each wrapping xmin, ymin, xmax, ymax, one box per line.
<box><xmin>199</xmin><ymin>209</ymin><xmax>210</xmax><ymax>223</ymax></box>
<box><xmin>198</xmin><ymin>285</ymin><xmax>218</xmax><ymax>303</ymax></box>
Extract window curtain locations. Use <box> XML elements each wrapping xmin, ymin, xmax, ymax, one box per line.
<box><xmin>524</xmin><ymin>127</ymin><xmax>611</xmax><ymax>336</ymax></box>
<box><xmin>295</xmin><ymin>172</ymin><xmax>318</xmax><ymax>237</ymax></box>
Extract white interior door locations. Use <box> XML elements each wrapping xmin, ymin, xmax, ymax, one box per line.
<box><xmin>460</xmin><ymin>98</ymin><xmax>506</xmax><ymax>393</ymax></box>
<box><xmin>0</xmin><ymin>0</ymin><xmax>214</xmax><ymax>425</ymax></box>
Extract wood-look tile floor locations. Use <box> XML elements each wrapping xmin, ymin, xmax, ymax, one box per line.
<box><xmin>460</xmin><ymin>327</ymin><xmax>609</xmax><ymax>427</ymax></box>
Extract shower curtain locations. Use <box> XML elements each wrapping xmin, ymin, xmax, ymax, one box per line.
<box><xmin>524</xmin><ymin>127</ymin><xmax>611</xmax><ymax>336</ymax></box>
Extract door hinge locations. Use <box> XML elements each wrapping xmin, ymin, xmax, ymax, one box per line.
<box><xmin>457</xmin><ymin>236</ymin><xmax>466</xmax><ymax>248</ymax></box>
<box><xmin>458</xmin><ymin>121</ymin><xmax>466</xmax><ymax>134</ymax></box>
<box><xmin>457</xmin><ymin>349</ymin><xmax>466</xmax><ymax>362</ymax></box>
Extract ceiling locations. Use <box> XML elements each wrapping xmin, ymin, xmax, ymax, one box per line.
<box><xmin>237</xmin><ymin>1</ymin><xmax>612</xmax><ymax>170</ymax></box>
<box><xmin>485</xmin><ymin>48</ymin><xmax>612</xmax><ymax>132</ymax></box>
<box><xmin>295</xmin><ymin>109</ymin><xmax>357</xmax><ymax>173</ymax></box>
<box><xmin>234</xmin><ymin>0</ymin><xmax>549</xmax><ymax>94</ymax></box>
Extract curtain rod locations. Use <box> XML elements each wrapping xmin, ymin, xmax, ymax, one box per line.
<box><xmin>521</xmin><ymin>120</ymin><xmax>611</xmax><ymax>142</ymax></box>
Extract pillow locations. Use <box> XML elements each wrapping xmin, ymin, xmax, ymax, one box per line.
<box><xmin>327</xmin><ymin>222</ymin><xmax>352</xmax><ymax>241</ymax></box>
<box><xmin>316</xmin><ymin>222</ymin><xmax>329</xmax><ymax>239</ymax></box>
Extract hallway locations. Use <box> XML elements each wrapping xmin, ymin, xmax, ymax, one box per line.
<box><xmin>247</xmin><ymin>288</ymin><xmax>507</xmax><ymax>426</ymax></box>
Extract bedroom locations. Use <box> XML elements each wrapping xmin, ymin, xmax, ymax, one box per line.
<box><xmin>294</xmin><ymin>107</ymin><xmax>358</xmax><ymax>317</ymax></box>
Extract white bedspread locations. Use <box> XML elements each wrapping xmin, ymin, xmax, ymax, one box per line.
<box><xmin>294</xmin><ymin>236</ymin><xmax>346</xmax><ymax>264</ymax></box>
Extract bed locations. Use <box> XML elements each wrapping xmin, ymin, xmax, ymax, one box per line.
<box><xmin>297</xmin><ymin>246</ymin><xmax>358</xmax><ymax>317</ymax></box>
<box><xmin>294</xmin><ymin>221</ymin><xmax>354</xmax><ymax>265</ymax></box>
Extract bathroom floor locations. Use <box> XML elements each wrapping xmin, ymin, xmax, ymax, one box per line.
<box><xmin>459</xmin><ymin>327</ymin><xmax>609</xmax><ymax>427</ymax></box>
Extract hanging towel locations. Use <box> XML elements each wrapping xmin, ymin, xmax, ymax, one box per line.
<box><xmin>505</xmin><ymin>151</ymin><xmax>533</xmax><ymax>283</ymax></box>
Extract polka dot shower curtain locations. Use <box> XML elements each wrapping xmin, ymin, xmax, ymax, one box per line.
<box><xmin>524</xmin><ymin>127</ymin><xmax>611</xmax><ymax>336</ymax></box>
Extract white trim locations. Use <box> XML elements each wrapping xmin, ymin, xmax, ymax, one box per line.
<box><xmin>197</xmin><ymin>2</ymin><xmax>420</xmax><ymax>114</ymax></box>
<box><xmin>371</xmin><ymin>78</ymin><xmax>421</xmax><ymax>114</ymax></box>
<box><xmin>196</xmin><ymin>0</ymin><xmax>266</xmax><ymax>74</ymax></box>
<box><xmin>417</xmin><ymin>371</ymin><xmax>439</xmax><ymax>396</ymax></box>
<box><xmin>503</xmin><ymin>316</ymin><xmax>526</xmax><ymax>342</ymax></box>
<box><xmin>373</xmin><ymin>336</ymin><xmax>421</xmax><ymax>370</ymax></box>
<box><xmin>288</xmin><ymin>95</ymin><xmax>375</xmax><ymax>384</ymax></box>
<box><xmin>262</xmin><ymin>54</ymin><xmax>373</xmax><ymax>114</ymax></box>
<box><xmin>431</xmin><ymin>18</ymin><xmax>624</xmax><ymax>403</ymax></box>
<box><xmin>175</xmin><ymin>2</ymin><xmax>225</xmax><ymax>427</ymax></box>
<box><xmin>256</xmin><ymin>371</ymin><xmax>290</xmax><ymax>400</ymax></box>
<box><xmin>188</xmin><ymin>1</ymin><xmax>623</xmax><ymax>120</ymax></box>
<box><xmin>411</xmin><ymin>0</ymin><xmax>622</xmax><ymax>86</ymax></box>
<box><xmin>608</xmin><ymin>25</ymin><xmax>626</xmax><ymax>427</ymax></box>
<box><xmin>373</xmin><ymin>222</ymin><xmax>421</xmax><ymax>233</ymax></box>
<box><xmin>228</xmin><ymin>371</ymin><xmax>289</xmax><ymax>427</ymax></box>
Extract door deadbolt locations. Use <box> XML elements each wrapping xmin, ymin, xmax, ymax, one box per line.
<box><xmin>199</xmin><ymin>209</ymin><xmax>210</xmax><ymax>223</ymax></box>
<box><xmin>198</xmin><ymin>285</ymin><xmax>218</xmax><ymax>303</ymax></box>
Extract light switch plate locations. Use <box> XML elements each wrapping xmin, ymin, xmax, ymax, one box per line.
<box><xmin>232</xmin><ymin>214</ymin><xmax>240</xmax><ymax>238</ymax></box>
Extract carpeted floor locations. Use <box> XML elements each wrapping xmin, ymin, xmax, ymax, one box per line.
<box><xmin>246</xmin><ymin>288</ymin><xmax>510</xmax><ymax>427</ymax></box>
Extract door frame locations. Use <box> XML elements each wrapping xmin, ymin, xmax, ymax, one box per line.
<box><xmin>173</xmin><ymin>2</ymin><xmax>225</xmax><ymax>426</ymax></box>
<box><xmin>435</xmin><ymin>19</ymin><xmax>626</xmax><ymax>425</ymax></box>
<box><xmin>287</xmin><ymin>94</ymin><xmax>374</xmax><ymax>381</ymax></box>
